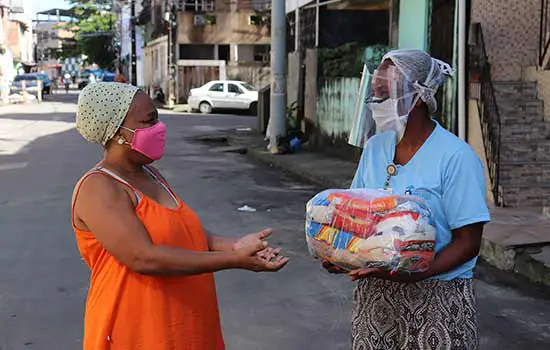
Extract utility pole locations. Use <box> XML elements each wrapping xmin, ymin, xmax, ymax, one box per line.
<box><xmin>268</xmin><ymin>0</ymin><xmax>287</xmax><ymax>154</ymax></box>
<box><xmin>130</xmin><ymin>0</ymin><xmax>137</xmax><ymax>86</ymax></box>
<box><xmin>165</xmin><ymin>0</ymin><xmax>176</xmax><ymax>108</ymax></box>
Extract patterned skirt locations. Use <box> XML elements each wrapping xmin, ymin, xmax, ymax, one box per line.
<box><xmin>351</xmin><ymin>278</ymin><xmax>478</xmax><ymax>350</ymax></box>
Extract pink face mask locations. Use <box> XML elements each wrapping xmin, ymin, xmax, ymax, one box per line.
<box><xmin>119</xmin><ymin>121</ymin><xmax>167</xmax><ymax>160</ymax></box>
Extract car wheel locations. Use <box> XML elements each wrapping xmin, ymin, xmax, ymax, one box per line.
<box><xmin>249</xmin><ymin>102</ymin><xmax>258</xmax><ymax>116</ymax></box>
<box><xmin>199</xmin><ymin>102</ymin><xmax>212</xmax><ymax>114</ymax></box>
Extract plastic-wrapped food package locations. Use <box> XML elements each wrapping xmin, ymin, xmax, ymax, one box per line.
<box><xmin>305</xmin><ymin>188</ymin><xmax>436</xmax><ymax>273</ymax></box>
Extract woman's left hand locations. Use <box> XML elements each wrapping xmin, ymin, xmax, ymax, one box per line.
<box><xmin>233</xmin><ymin>229</ymin><xmax>281</xmax><ymax>262</ymax></box>
<box><xmin>348</xmin><ymin>268</ymin><xmax>428</xmax><ymax>283</ymax></box>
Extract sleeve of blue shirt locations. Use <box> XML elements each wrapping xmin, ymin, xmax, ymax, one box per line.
<box><xmin>350</xmin><ymin>148</ymin><xmax>367</xmax><ymax>189</ymax></box>
<box><xmin>442</xmin><ymin>148</ymin><xmax>491</xmax><ymax>230</ymax></box>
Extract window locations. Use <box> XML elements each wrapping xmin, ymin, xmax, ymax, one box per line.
<box><xmin>240</xmin><ymin>82</ymin><xmax>256</xmax><ymax>91</ymax></box>
<box><xmin>181</xmin><ymin>0</ymin><xmax>215</xmax><ymax>12</ymax></box>
<box><xmin>209</xmin><ymin>83</ymin><xmax>224</xmax><ymax>92</ymax></box>
<box><xmin>253</xmin><ymin>45</ymin><xmax>270</xmax><ymax>62</ymax></box>
<box><xmin>228</xmin><ymin>84</ymin><xmax>243</xmax><ymax>94</ymax></box>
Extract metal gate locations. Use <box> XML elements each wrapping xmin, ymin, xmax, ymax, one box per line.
<box><xmin>429</xmin><ymin>0</ymin><xmax>456</xmax><ymax>130</ymax></box>
<box><xmin>177</xmin><ymin>65</ymin><xmax>220</xmax><ymax>103</ymax></box>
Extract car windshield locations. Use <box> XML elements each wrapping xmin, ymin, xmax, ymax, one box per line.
<box><xmin>240</xmin><ymin>82</ymin><xmax>256</xmax><ymax>91</ymax></box>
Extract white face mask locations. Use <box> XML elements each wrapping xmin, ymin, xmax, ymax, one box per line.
<box><xmin>368</xmin><ymin>99</ymin><xmax>408</xmax><ymax>142</ymax></box>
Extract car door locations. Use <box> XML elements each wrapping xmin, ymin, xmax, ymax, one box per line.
<box><xmin>226</xmin><ymin>83</ymin><xmax>248</xmax><ymax>109</ymax></box>
<box><xmin>206</xmin><ymin>82</ymin><xmax>227</xmax><ymax>108</ymax></box>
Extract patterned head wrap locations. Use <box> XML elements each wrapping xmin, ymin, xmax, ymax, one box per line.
<box><xmin>76</xmin><ymin>82</ymin><xmax>140</xmax><ymax>145</ymax></box>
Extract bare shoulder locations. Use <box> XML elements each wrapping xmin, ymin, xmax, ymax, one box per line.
<box><xmin>73</xmin><ymin>172</ymin><xmax>136</xmax><ymax>221</ymax></box>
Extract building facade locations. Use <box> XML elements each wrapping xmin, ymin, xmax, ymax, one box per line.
<box><xmin>0</xmin><ymin>0</ymin><xmax>33</xmax><ymax>65</ymax></box>
<box><xmin>143</xmin><ymin>0</ymin><xmax>272</xmax><ymax>103</ymax></box>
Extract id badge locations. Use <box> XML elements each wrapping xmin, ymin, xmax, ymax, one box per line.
<box><xmin>380</xmin><ymin>187</ymin><xmax>393</xmax><ymax>194</ymax></box>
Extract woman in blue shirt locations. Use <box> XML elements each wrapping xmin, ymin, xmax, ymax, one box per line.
<box><xmin>325</xmin><ymin>49</ymin><xmax>491</xmax><ymax>349</ymax></box>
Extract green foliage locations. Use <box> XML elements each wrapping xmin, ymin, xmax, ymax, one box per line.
<box><xmin>364</xmin><ymin>44</ymin><xmax>393</xmax><ymax>72</ymax></box>
<box><xmin>318</xmin><ymin>43</ymin><xmax>394</xmax><ymax>78</ymax></box>
<box><xmin>317</xmin><ymin>42</ymin><xmax>365</xmax><ymax>78</ymax></box>
<box><xmin>57</xmin><ymin>1</ymin><xmax>116</xmax><ymax>68</ymax></box>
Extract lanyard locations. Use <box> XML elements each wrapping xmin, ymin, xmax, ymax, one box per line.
<box><xmin>383</xmin><ymin>163</ymin><xmax>398</xmax><ymax>191</ymax></box>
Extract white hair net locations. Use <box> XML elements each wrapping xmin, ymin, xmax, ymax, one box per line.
<box><xmin>382</xmin><ymin>49</ymin><xmax>455</xmax><ymax>113</ymax></box>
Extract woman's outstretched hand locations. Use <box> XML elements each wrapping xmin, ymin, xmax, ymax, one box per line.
<box><xmin>234</xmin><ymin>241</ymin><xmax>289</xmax><ymax>272</ymax></box>
<box><xmin>233</xmin><ymin>228</ymin><xmax>283</xmax><ymax>263</ymax></box>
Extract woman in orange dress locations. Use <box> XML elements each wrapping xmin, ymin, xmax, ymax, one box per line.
<box><xmin>72</xmin><ymin>82</ymin><xmax>289</xmax><ymax>349</ymax></box>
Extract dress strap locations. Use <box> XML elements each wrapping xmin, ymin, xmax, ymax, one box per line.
<box><xmin>95</xmin><ymin>166</ymin><xmax>143</xmax><ymax>202</ymax></box>
<box><xmin>143</xmin><ymin>165</ymin><xmax>179</xmax><ymax>205</ymax></box>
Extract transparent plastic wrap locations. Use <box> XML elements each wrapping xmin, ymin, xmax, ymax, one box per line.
<box><xmin>305</xmin><ymin>188</ymin><xmax>436</xmax><ymax>273</ymax></box>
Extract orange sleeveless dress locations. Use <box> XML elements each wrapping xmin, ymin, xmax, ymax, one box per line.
<box><xmin>72</xmin><ymin>167</ymin><xmax>225</xmax><ymax>350</ymax></box>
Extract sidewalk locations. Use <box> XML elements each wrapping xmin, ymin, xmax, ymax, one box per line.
<box><xmin>227</xmin><ymin>130</ymin><xmax>550</xmax><ymax>287</ymax></box>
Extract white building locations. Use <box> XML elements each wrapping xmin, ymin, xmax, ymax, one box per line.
<box><xmin>0</xmin><ymin>0</ymin><xmax>34</xmax><ymax>64</ymax></box>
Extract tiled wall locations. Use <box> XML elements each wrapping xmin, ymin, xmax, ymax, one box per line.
<box><xmin>471</xmin><ymin>0</ymin><xmax>540</xmax><ymax>81</ymax></box>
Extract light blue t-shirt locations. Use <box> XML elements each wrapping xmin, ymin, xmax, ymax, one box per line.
<box><xmin>351</xmin><ymin>121</ymin><xmax>491</xmax><ymax>280</ymax></box>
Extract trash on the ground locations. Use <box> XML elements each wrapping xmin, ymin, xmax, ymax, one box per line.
<box><xmin>237</xmin><ymin>205</ymin><xmax>257</xmax><ymax>213</ymax></box>
<box><xmin>290</xmin><ymin>137</ymin><xmax>302</xmax><ymax>153</ymax></box>
<box><xmin>267</xmin><ymin>208</ymin><xmax>272</xmax><ymax>212</ymax></box>
<box><xmin>236</xmin><ymin>127</ymin><xmax>252</xmax><ymax>132</ymax></box>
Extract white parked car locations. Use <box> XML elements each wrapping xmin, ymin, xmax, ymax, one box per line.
<box><xmin>188</xmin><ymin>80</ymin><xmax>259</xmax><ymax>114</ymax></box>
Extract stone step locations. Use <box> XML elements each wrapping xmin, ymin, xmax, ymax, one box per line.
<box><xmin>501</xmin><ymin>185</ymin><xmax>546</xmax><ymax>207</ymax></box>
<box><xmin>497</xmin><ymin>100</ymin><xmax>545</xmax><ymax>122</ymax></box>
<box><xmin>500</xmin><ymin>121</ymin><xmax>549</xmax><ymax>139</ymax></box>
<box><xmin>500</xmin><ymin>162</ymin><xmax>543</xmax><ymax>184</ymax></box>
<box><xmin>493</xmin><ymin>81</ymin><xmax>538</xmax><ymax>101</ymax></box>
<box><xmin>500</xmin><ymin>143</ymin><xmax>538</xmax><ymax>162</ymax></box>
<box><xmin>499</xmin><ymin>162</ymin><xmax>550</xmax><ymax>187</ymax></box>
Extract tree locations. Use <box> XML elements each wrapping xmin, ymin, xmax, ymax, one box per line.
<box><xmin>57</xmin><ymin>1</ymin><xmax>116</xmax><ymax>68</ymax></box>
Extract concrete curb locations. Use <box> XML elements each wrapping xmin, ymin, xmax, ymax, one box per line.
<box><xmin>245</xmin><ymin>147</ymin><xmax>350</xmax><ymax>189</ymax></box>
<box><xmin>229</xmin><ymin>136</ymin><xmax>550</xmax><ymax>287</ymax></box>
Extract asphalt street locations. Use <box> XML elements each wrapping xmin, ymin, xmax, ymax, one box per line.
<box><xmin>0</xmin><ymin>91</ymin><xmax>549</xmax><ymax>349</ymax></box>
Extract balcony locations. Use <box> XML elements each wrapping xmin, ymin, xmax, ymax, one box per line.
<box><xmin>176</xmin><ymin>0</ymin><xmax>217</xmax><ymax>12</ymax></box>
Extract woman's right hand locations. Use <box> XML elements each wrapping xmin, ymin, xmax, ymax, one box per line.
<box><xmin>322</xmin><ymin>260</ymin><xmax>346</xmax><ymax>274</ymax></box>
<box><xmin>234</xmin><ymin>241</ymin><xmax>289</xmax><ymax>272</ymax></box>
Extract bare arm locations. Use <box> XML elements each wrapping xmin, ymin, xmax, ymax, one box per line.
<box><xmin>205</xmin><ymin>230</ymin><xmax>237</xmax><ymax>252</ymax></box>
<box><xmin>75</xmin><ymin>174</ymin><xmax>286</xmax><ymax>276</ymax></box>
<box><xmin>418</xmin><ymin>223</ymin><xmax>484</xmax><ymax>279</ymax></box>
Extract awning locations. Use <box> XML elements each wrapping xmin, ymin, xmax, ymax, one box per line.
<box><xmin>36</xmin><ymin>8</ymin><xmax>77</xmax><ymax>17</ymax></box>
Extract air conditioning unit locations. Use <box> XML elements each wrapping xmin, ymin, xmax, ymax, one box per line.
<box><xmin>193</xmin><ymin>14</ymin><xmax>206</xmax><ymax>26</ymax></box>
<box><xmin>248</xmin><ymin>15</ymin><xmax>262</xmax><ymax>26</ymax></box>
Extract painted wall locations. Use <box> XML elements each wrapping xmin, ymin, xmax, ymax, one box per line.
<box><xmin>177</xmin><ymin>11</ymin><xmax>270</xmax><ymax>45</ymax></box>
<box><xmin>468</xmin><ymin>100</ymin><xmax>494</xmax><ymax>205</ymax></box>
<box><xmin>398</xmin><ymin>0</ymin><xmax>429</xmax><ymax>50</ymax></box>
<box><xmin>316</xmin><ymin>77</ymin><xmax>361</xmax><ymax>141</ymax></box>
<box><xmin>143</xmin><ymin>35</ymin><xmax>168</xmax><ymax>94</ymax></box>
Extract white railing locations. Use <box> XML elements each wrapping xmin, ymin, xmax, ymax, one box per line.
<box><xmin>176</xmin><ymin>0</ymin><xmax>215</xmax><ymax>12</ymax></box>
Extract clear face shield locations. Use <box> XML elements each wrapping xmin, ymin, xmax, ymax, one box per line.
<box><xmin>348</xmin><ymin>65</ymin><xmax>421</xmax><ymax>148</ymax></box>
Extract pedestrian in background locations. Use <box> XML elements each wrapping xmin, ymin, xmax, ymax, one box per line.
<box><xmin>115</xmin><ymin>69</ymin><xmax>127</xmax><ymax>83</ymax></box>
<box><xmin>72</xmin><ymin>82</ymin><xmax>289</xmax><ymax>350</ymax></box>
